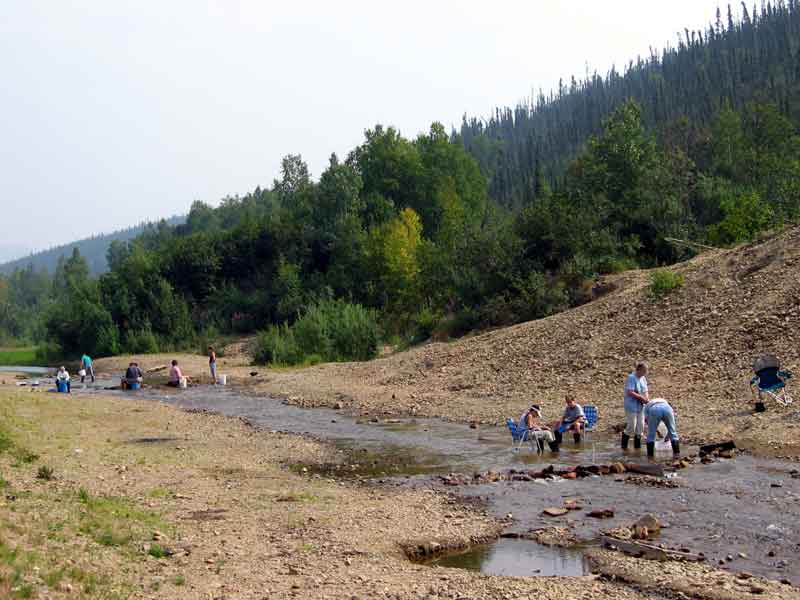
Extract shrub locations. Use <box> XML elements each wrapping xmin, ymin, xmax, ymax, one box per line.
<box><xmin>411</xmin><ymin>306</ymin><xmax>440</xmax><ymax>342</ymax></box>
<box><xmin>36</xmin><ymin>465</ymin><xmax>55</xmax><ymax>481</ymax></box>
<box><xmin>649</xmin><ymin>269</ymin><xmax>685</xmax><ymax>298</ymax></box>
<box><xmin>122</xmin><ymin>326</ymin><xmax>159</xmax><ymax>355</ymax></box>
<box><xmin>252</xmin><ymin>300</ymin><xmax>379</xmax><ymax>365</ymax></box>
<box><xmin>252</xmin><ymin>325</ymin><xmax>301</xmax><ymax>365</ymax></box>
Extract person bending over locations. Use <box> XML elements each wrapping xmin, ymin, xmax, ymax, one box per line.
<box><xmin>645</xmin><ymin>398</ymin><xmax>680</xmax><ymax>457</ymax></box>
<box><xmin>552</xmin><ymin>394</ymin><xmax>585</xmax><ymax>445</ymax></box>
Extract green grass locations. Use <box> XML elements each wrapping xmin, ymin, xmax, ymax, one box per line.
<box><xmin>0</xmin><ymin>427</ymin><xmax>38</xmax><ymax>467</ymax></box>
<box><xmin>147</xmin><ymin>544</ymin><xmax>167</xmax><ymax>559</ymax></box>
<box><xmin>76</xmin><ymin>489</ymin><xmax>168</xmax><ymax>549</ymax></box>
<box><xmin>0</xmin><ymin>348</ymin><xmax>38</xmax><ymax>367</ymax></box>
<box><xmin>649</xmin><ymin>269</ymin><xmax>685</xmax><ymax>299</ymax></box>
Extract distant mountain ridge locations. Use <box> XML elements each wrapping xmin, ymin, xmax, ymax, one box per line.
<box><xmin>0</xmin><ymin>216</ymin><xmax>185</xmax><ymax>276</ymax></box>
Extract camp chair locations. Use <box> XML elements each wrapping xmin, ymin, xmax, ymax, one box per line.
<box><xmin>750</xmin><ymin>354</ymin><xmax>793</xmax><ymax>410</ymax></box>
<box><xmin>582</xmin><ymin>405</ymin><xmax>599</xmax><ymax>440</ymax></box>
<box><xmin>505</xmin><ymin>418</ymin><xmax>544</xmax><ymax>453</ymax></box>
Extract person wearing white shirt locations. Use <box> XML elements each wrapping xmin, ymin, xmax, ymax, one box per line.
<box><xmin>645</xmin><ymin>397</ymin><xmax>680</xmax><ymax>457</ymax></box>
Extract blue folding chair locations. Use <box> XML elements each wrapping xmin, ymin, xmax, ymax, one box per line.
<box><xmin>582</xmin><ymin>405</ymin><xmax>599</xmax><ymax>440</ymax></box>
<box><xmin>751</xmin><ymin>355</ymin><xmax>793</xmax><ymax>408</ymax></box>
<box><xmin>506</xmin><ymin>418</ymin><xmax>543</xmax><ymax>453</ymax></box>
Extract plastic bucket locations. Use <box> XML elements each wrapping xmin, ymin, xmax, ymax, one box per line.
<box><xmin>179</xmin><ymin>376</ymin><xmax>188</xmax><ymax>389</ymax></box>
<box><xmin>57</xmin><ymin>380</ymin><xmax>69</xmax><ymax>393</ymax></box>
<box><xmin>129</xmin><ymin>381</ymin><xmax>141</xmax><ymax>391</ymax></box>
<box><xmin>219</xmin><ymin>374</ymin><xmax>227</xmax><ymax>386</ymax></box>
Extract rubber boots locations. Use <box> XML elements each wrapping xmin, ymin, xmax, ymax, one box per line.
<box><xmin>621</xmin><ymin>433</ymin><xmax>630</xmax><ymax>449</ymax></box>
<box><xmin>554</xmin><ymin>430</ymin><xmax>563</xmax><ymax>445</ymax></box>
<box><xmin>548</xmin><ymin>440</ymin><xmax>560</xmax><ymax>453</ymax></box>
<box><xmin>633</xmin><ymin>435</ymin><xmax>642</xmax><ymax>449</ymax></box>
<box><xmin>671</xmin><ymin>440</ymin><xmax>680</xmax><ymax>455</ymax></box>
<box><xmin>537</xmin><ymin>438</ymin><xmax>546</xmax><ymax>453</ymax></box>
<box><xmin>573</xmin><ymin>432</ymin><xmax>582</xmax><ymax>444</ymax></box>
<box><xmin>646</xmin><ymin>442</ymin><xmax>655</xmax><ymax>457</ymax></box>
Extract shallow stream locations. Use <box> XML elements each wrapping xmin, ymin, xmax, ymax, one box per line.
<box><xmin>71</xmin><ymin>384</ymin><xmax>800</xmax><ymax>582</ymax></box>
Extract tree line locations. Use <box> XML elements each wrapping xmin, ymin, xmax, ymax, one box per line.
<box><xmin>2</xmin><ymin>4</ymin><xmax>799</xmax><ymax>361</ymax></box>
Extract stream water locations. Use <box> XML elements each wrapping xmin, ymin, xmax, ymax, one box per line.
<box><xmin>55</xmin><ymin>384</ymin><xmax>800</xmax><ymax>582</ymax></box>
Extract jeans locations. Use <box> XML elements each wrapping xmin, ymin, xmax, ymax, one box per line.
<box><xmin>210</xmin><ymin>362</ymin><xmax>217</xmax><ymax>382</ymax></box>
<box><xmin>647</xmin><ymin>404</ymin><xmax>679</xmax><ymax>443</ymax></box>
<box><xmin>624</xmin><ymin>410</ymin><xmax>644</xmax><ymax>436</ymax></box>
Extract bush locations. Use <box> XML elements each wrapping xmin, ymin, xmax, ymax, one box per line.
<box><xmin>252</xmin><ymin>300</ymin><xmax>379</xmax><ymax>366</ymax></box>
<box><xmin>36</xmin><ymin>465</ymin><xmax>55</xmax><ymax>481</ymax></box>
<box><xmin>411</xmin><ymin>307</ymin><xmax>440</xmax><ymax>342</ymax></box>
<box><xmin>122</xmin><ymin>326</ymin><xmax>160</xmax><ymax>355</ymax></box>
<box><xmin>649</xmin><ymin>269</ymin><xmax>685</xmax><ymax>298</ymax></box>
<box><xmin>252</xmin><ymin>325</ymin><xmax>301</xmax><ymax>365</ymax></box>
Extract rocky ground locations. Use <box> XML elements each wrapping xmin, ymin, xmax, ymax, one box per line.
<box><xmin>175</xmin><ymin>225</ymin><xmax>800</xmax><ymax>459</ymax></box>
<box><xmin>0</xmin><ymin>386</ymin><xmax>698</xmax><ymax>600</ymax></box>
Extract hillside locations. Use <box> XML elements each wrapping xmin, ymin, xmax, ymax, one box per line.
<box><xmin>460</xmin><ymin>3</ymin><xmax>800</xmax><ymax>207</ymax></box>
<box><xmin>0</xmin><ymin>216</ymin><xmax>184</xmax><ymax>276</ymax></box>
<box><xmin>255</xmin><ymin>225</ymin><xmax>800</xmax><ymax>457</ymax></box>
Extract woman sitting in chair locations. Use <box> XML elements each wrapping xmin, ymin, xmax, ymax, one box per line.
<box><xmin>519</xmin><ymin>404</ymin><xmax>559</xmax><ymax>452</ymax></box>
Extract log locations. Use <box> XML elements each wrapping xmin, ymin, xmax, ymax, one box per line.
<box><xmin>600</xmin><ymin>535</ymin><xmax>705</xmax><ymax>562</ymax></box>
<box><xmin>145</xmin><ymin>365</ymin><xmax>169</xmax><ymax>374</ymax></box>
<box><xmin>624</xmin><ymin>463</ymin><xmax>665</xmax><ymax>477</ymax></box>
<box><xmin>699</xmin><ymin>440</ymin><xmax>737</xmax><ymax>457</ymax></box>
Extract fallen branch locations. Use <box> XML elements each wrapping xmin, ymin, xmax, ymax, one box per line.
<box><xmin>600</xmin><ymin>535</ymin><xmax>704</xmax><ymax>562</ymax></box>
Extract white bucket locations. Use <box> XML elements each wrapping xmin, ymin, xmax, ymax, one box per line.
<box><xmin>179</xmin><ymin>376</ymin><xmax>188</xmax><ymax>389</ymax></box>
<box><xmin>218</xmin><ymin>374</ymin><xmax>227</xmax><ymax>385</ymax></box>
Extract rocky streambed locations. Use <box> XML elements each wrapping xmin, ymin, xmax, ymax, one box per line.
<box><xmin>106</xmin><ymin>384</ymin><xmax>800</xmax><ymax>587</ymax></box>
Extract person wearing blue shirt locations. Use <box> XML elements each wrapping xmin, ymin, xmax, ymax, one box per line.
<box><xmin>622</xmin><ymin>362</ymin><xmax>649</xmax><ymax>450</ymax></box>
<box><xmin>551</xmin><ymin>395</ymin><xmax>586</xmax><ymax>445</ymax></box>
<box><xmin>645</xmin><ymin>398</ymin><xmax>680</xmax><ymax>457</ymax></box>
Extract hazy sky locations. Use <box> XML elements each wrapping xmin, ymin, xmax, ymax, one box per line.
<box><xmin>0</xmin><ymin>0</ymin><xmax>728</xmax><ymax>256</ymax></box>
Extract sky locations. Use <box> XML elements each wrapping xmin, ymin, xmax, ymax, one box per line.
<box><xmin>0</xmin><ymin>0</ymin><xmax>729</xmax><ymax>258</ymax></box>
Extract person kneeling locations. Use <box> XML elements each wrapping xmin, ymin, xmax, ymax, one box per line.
<box><xmin>520</xmin><ymin>404</ymin><xmax>559</xmax><ymax>452</ymax></box>
<box><xmin>552</xmin><ymin>394</ymin><xmax>585</xmax><ymax>445</ymax></box>
<box><xmin>167</xmin><ymin>360</ymin><xmax>190</xmax><ymax>388</ymax></box>
<box><xmin>644</xmin><ymin>398</ymin><xmax>680</xmax><ymax>457</ymax></box>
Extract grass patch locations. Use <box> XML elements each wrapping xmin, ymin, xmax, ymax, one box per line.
<box><xmin>36</xmin><ymin>465</ymin><xmax>55</xmax><ymax>481</ymax></box>
<box><xmin>76</xmin><ymin>489</ymin><xmax>167</xmax><ymax>548</ymax></box>
<box><xmin>147</xmin><ymin>544</ymin><xmax>168</xmax><ymax>559</ymax></box>
<box><xmin>0</xmin><ymin>426</ymin><xmax>38</xmax><ymax>467</ymax></box>
<box><xmin>0</xmin><ymin>348</ymin><xmax>38</xmax><ymax>367</ymax></box>
<box><xmin>147</xmin><ymin>487</ymin><xmax>172</xmax><ymax>499</ymax></box>
<box><xmin>173</xmin><ymin>574</ymin><xmax>186</xmax><ymax>586</ymax></box>
<box><xmin>649</xmin><ymin>269</ymin><xmax>685</xmax><ymax>299</ymax></box>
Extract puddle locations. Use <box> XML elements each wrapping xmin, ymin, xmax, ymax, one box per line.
<box><xmin>425</xmin><ymin>539</ymin><xmax>589</xmax><ymax>577</ymax></box>
<box><xmin>127</xmin><ymin>437</ymin><xmax>180</xmax><ymax>444</ymax></box>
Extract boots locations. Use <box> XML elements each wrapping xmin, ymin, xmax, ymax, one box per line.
<box><xmin>671</xmin><ymin>440</ymin><xmax>680</xmax><ymax>455</ymax></box>
<box><xmin>573</xmin><ymin>432</ymin><xmax>582</xmax><ymax>444</ymax></box>
<box><xmin>621</xmin><ymin>433</ymin><xmax>630</xmax><ymax>449</ymax></box>
<box><xmin>633</xmin><ymin>435</ymin><xmax>642</xmax><ymax>449</ymax></box>
<box><xmin>646</xmin><ymin>442</ymin><xmax>655</xmax><ymax>457</ymax></box>
<box><xmin>554</xmin><ymin>430</ymin><xmax>563</xmax><ymax>445</ymax></box>
<box><xmin>548</xmin><ymin>440</ymin><xmax>560</xmax><ymax>453</ymax></box>
<box><xmin>537</xmin><ymin>438</ymin><xmax>546</xmax><ymax>453</ymax></box>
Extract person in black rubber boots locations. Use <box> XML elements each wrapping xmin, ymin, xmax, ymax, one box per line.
<box><xmin>644</xmin><ymin>398</ymin><xmax>680</xmax><ymax>457</ymax></box>
<box><xmin>622</xmin><ymin>362</ymin><xmax>649</xmax><ymax>450</ymax></box>
<box><xmin>551</xmin><ymin>394</ymin><xmax>586</xmax><ymax>445</ymax></box>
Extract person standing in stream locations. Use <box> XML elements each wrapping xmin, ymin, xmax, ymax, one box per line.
<box><xmin>80</xmin><ymin>353</ymin><xmax>95</xmax><ymax>383</ymax></box>
<box><xmin>208</xmin><ymin>346</ymin><xmax>217</xmax><ymax>384</ymax></box>
<box><xmin>622</xmin><ymin>362</ymin><xmax>650</xmax><ymax>450</ymax></box>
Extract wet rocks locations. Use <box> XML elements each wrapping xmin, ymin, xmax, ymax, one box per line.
<box><xmin>632</xmin><ymin>514</ymin><xmax>662</xmax><ymax>540</ymax></box>
<box><xmin>542</xmin><ymin>507</ymin><xmax>569</xmax><ymax>517</ymax></box>
<box><xmin>588</xmin><ymin>509</ymin><xmax>615</xmax><ymax>519</ymax></box>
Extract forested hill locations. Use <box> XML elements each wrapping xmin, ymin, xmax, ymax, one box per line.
<box><xmin>0</xmin><ymin>217</ymin><xmax>184</xmax><ymax>276</ymax></box>
<box><xmin>460</xmin><ymin>2</ymin><xmax>800</xmax><ymax>207</ymax></box>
